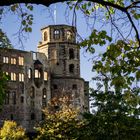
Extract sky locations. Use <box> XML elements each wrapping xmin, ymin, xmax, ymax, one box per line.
<box><xmin>0</xmin><ymin>2</ymin><xmax>103</xmax><ymax>87</ymax></box>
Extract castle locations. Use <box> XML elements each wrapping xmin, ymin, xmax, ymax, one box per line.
<box><xmin>0</xmin><ymin>25</ymin><xmax>89</xmax><ymax>131</ymax></box>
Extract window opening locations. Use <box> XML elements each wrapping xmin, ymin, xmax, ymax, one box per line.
<box><xmin>69</xmin><ymin>64</ymin><xmax>74</xmax><ymax>73</ymax></box>
<box><xmin>5</xmin><ymin>92</ymin><xmax>9</xmax><ymax>105</ymax></box>
<box><xmin>31</xmin><ymin>113</ymin><xmax>35</xmax><ymax>120</ymax></box>
<box><xmin>44</xmin><ymin>31</ymin><xmax>47</xmax><ymax>41</ymax></box>
<box><xmin>11</xmin><ymin>73</ymin><xmax>16</xmax><ymax>81</ymax></box>
<box><xmin>30</xmin><ymin>86</ymin><xmax>35</xmax><ymax>98</ymax></box>
<box><xmin>72</xmin><ymin>84</ymin><xmax>77</xmax><ymax>90</ymax></box>
<box><xmin>20</xmin><ymin>96</ymin><xmax>24</xmax><ymax>103</ymax></box>
<box><xmin>35</xmin><ymin>69</ymin><xmax>41</xmax><ymax>78</ymax></box>
<box><xmin>28</xmin><ymin>68</ymin><xmax>32</xmax><ymax>79</ymax></box>
<box><xmin>67</xmin><ymin>30</ymin><xmax>72</xmax><ymax>40</ymax></box>
<box><xmin>3</xmin><ymin>56</ymin><xmax>9</xmax><ymax>63</ymax></box>
<box><xmin>12</xmin><ymin>92</ymin><xmax>16</xmax><ymax>105</ymax></box>
<box><xmin>69</xmin><ymin>48</ymin><xmax>74</xmax><ymax>59</ymax></box>
<box><xmin>19</xmin><ymin>57</ymin><xmax>24</xmax><ymax>65</ymax></box>
<box><xmin>53</xmin><ymin>84</ymin><xmax>58</xmax><ymax>89</ymax></box>
<box><xmin>11</xmin><ymin>58</ymin><xmax>16</xmax><ymax>64</ymax></box>
<box><xmin>54</xmin><ymin>30</ymin><xmax>60</xmax><ymax>39</ymax></box>
<box><xmin>19</xmin><ymin>73</ymin><xmax>24</xmax><ymax>82</ymax></box>
<box><xmin>44</xmin><ymin>71</ymin><xmax>48</xmax><ymax>81</ymax></box>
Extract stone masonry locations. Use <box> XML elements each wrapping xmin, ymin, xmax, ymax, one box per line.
<box><xmin>0</xmin><ymin>24</ymin><xmax>89</xmax><ymax>132</ymax></box>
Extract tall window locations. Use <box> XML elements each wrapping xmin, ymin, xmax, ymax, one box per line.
<box><xmin>30</xmin><ymin>86</ymin><xmax>35</xmax><ymax>98</ymax></box>
<box><xmin>11</xmin><ymin>58</ymin><xmax>16</xmax><ymax>64</ymax></box>
<box><xmin>54</xmin><ymin>30</ymin><xmax>60</xmax><ymax>39</ymax></box>
<box><xmin>69</xmin><ymin>48</ymin><xmax>74</xmax><ymax>59</ymax></box>
<box><xmin>12</xmin><ymin>92</ymin><xmax>16</xmax><ymax>105</ymax></box>
<box><xmin>5</xmin><ymin>92</ymin><xmax>10</xmax><ymax>105</ymax></box>
<box><xmin>19</xmin><ymin>57</ymin><xmax>24</xmax><ymax>65</ymax></box>
<box><xmin>3</xmin><ymin>56</ymin><xmax>9</xmax><ymax>63</ymax></box>
<box><xmin>19</xmin><ymin>73</ymin><xmax>24</xmax><ymax>82</ymax></box>
<box><xmin>44</xmin><ymin>31</ymin><xmax>47</xmax><ymax>41</ymax></box>
<box><xmin>44</xmin><ymin>71</ymin><xmax>48</xmax><ymax>81</ymax></box>
<box><xmin>28</xmin><ymin>68</ymin><xmax>32</xmax><ymax>79</ymax></box>
<box><xmin>67</xmin><ymin>30</ymin><xmax>72</xmax><ymax>40</ymax></box>
<box><xmin>31</xmin><ymin>113</ymin><xmax>35</xmax><ymax>120</ymax></box>
<box><xmin>20</xmin><ymin>96</ymin><xmax>24</xmax><ymax>103</ymax></box>
<box><xmin>35</xmin><ymin>69</ymin><xmax>41</xmax><ymax>78</ymax></box>
<box><xmin>69</xmin><ymin>64</ymin><xmax>74</xmax><ymax>73</ymax></box>
<box><xmin>11</xmin><ymin>73</ymin><xmax>16</xmax><ymax>81</ymax></box>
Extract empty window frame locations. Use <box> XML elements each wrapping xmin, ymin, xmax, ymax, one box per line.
<box><xmin>20</xmin><ymin>96</ymin><xmax>24</xmax><ymax>103</ymax></box>
<box><xmin>5</xmin><ymin>92</ymin><xmax>10</xmax><ymax>105</ymax></box>
<box><xmin>28</xmin><ymin>68</ymin><xmax>32</xmax><ymax>79</ymax></box>
<box><xmin>33</xmin><ymin>52</ymin><xmax>37</xmax><ymax>60</ymax></box>
<box><xmin>35</xmin><ymin>69</ymin><xmax>41</xmax><ymax>78</ymax></box>
<box><xmin>53</xmin><ymin>84</ymin><xmax>58</xmax><ymax>89</ymax></box>
<box><xmin>44</xmin><ymin>71</ymin><xmax>48</xmax><ymax>81</ymax></box>
<box><xmin>19</xmin><ymin>56</ymin><xmax>24</xmax><ymax>65</ymax></box>
<box><xmin>31</xmin><ymin>113</ymin><xmax>35</xmax><ymax>120</ymax></box>
<box><xmin>67</xmin><ymin>30</ymin><xmax>72</xmax><ymax>40</ymax></box>
<box><xmin>19</xmin><ymin>73</ymin><xmax>24</xmax><ymax>82</ymax></box>
<box><xmin>3</xmin><ymin>56</ymin><xmax>9</xmax><ymax>63</ymax></box>
<box><xmin>12</xmin><ymin>92</ymin><xmax>16</xmax><ymax>105</ymax></box>
<box><xmin>11</xmin><ymin>73</ymin><xmax>16</xmax><ymax>81</ymax></box>
<box><xmin>54</xmin><ymin>30</ymin><xmax>60</xmax><ymax>39</ymax></box>
<box><xmin>69</xmin><ymin>48</ymin><xmax>74</xmax><ymax>59</ymax></box>
<box><xmin>69</xmin><ymin>64</ymin><xmax>74</xmax><ymax>73</ymax></box>
<box><xmin>44</xmin><ymin>31</ymin><xmax>47</xmax><ymax>41</ymax></box>
<box><xmin>11</xmin><ymin>58</ymin><xmax>16</xmax><ymax>64</ymax></box>
<box><xmin>72</xmin><ymin>84</ymin><xmax>77</xmax><ymax>90</ymax></box>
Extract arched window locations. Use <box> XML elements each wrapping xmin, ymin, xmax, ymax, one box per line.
<box><xmin>69</xmin><ymin>64</ymin><xmax>74</xmax><ymax>73</ymax></box>
<box><xmin>44</xmin><ymin>71</ymin><xmax>48</xmax><ymax>81</ymax></box>
<box><xmin>19</xmin><ymin>73</ymin><xmax>24</xmax><ymax>82</ymax></box>
<box><xmin>54</xmin><ymin>30</ymin><xmax>60</xmax><ymax>39</ymax></box>
<box><xmin>35</xmin><ymin>69</ymin><xmax>41</xmax><ymax>78</ymax></box>
<box><xmin>69</xmin><ymin>48</ymin><xmax>74</xmax><ymax>59</ymax></box>
<box><xmin>28</xmin><ymin>68</ymin><xmax>32</xmax><ymax>79</ymax></box>
<box><xmin>67</xmin><ymin>30</ymin><xmax>72</xmax><ymax>40</ymax></box>
<box><xmin>44</xmin><ymin>31</ymin><xmax>47</xmax><ymax>41</ymax></box>
<box><xmin>30</xmin><ymin>86</ymin><xmax>35</xmax><ymax>98</ymax></box>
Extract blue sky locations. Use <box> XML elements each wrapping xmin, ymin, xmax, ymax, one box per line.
<box><xmin>0</xmin><ymin>3</ymin><xmax>100</xmax><ymax>87</ymax></box>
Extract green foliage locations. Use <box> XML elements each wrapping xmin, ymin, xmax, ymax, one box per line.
<box><xmin>10</xmin><ymin>4</ymin><xmax>33</xmax><ymax>33</ymax></box>
<box><xmin>0</xmin><ymin>121</ymin><xmax>28</xmax><ymax>140</ymax></box>
<box><xmin>0</xmin><ymin>71</ymin><xmax>9</xmax><ymax>110</ymax></box>
<box><xmin>35</xmin><ymin>96</ymin><xmax>86</xmax><ymax>140</ymax></box>
<box><xmin>0</xmin><ymin>29</ymin><xmax>13</xmax><ymax>48</ymax></box>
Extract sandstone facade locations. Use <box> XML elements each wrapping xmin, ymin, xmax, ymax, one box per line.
<box><xmin>0</xmin><ymin>25</ymin><xmax>89</xmax><ymax>132</ymax></box>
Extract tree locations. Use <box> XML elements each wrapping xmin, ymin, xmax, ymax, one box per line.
<box><xmin>35</xmin><ymin>95</ymin><xmax>86</xmax><ymax>140</ymax></box>
<box><xmin>0</xmin><ymin>29</ymin><xmax>13</xmax><ymax>48</ymax></box>
<box><xmin>0</xmin><ymin>0</ymin><xmax>140</xmax><ymax>138</ymax></box>
<box><xmin>0</xmin><ymin>29</ymin><xmax>13</xmax><ymax>109</ymax></box>
<box><xmin>0</xmin><ymin>71</ymin><xmax>9</xmax><ymax>110</ymax></box>
<box><xmin>0</xmin><ymin>120</ymin><xmax>28</xmax><ymax>140</ymax></box>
